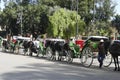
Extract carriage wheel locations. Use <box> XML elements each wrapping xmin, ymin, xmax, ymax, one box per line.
<box><xmin>66</xmin><ymin>50</ymin><xmax>73</xmax><ymax>63</ymax></box>
<box><xmin>81</xmin><ymin>47</ymin><xmax>93</xmax><ymax>67</ymax></box>
<box><xmin>103</xmin><ymin>52</ymin><xmax>112</xmax><ymax>67</ymax></box>
<box><xmin>46</xmin><ymin>47</ymin><xmax>53</xmax><ymax>60</ymax></box>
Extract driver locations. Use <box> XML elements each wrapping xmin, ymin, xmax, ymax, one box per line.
<box><xmin>98</xmin><ymin>39</ymin><xmax>105</xmax><ymax>68</ymax></box>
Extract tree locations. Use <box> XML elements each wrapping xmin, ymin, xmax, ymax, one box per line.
<box><xmin>38</xmin><ymin>0</ymin><xmax>56</xmax><ymax>7</ymax></box>
<box><xmin>0</xmin><ymin>0</ymin><xmax>116</xmax><ymax>37</ymax></box>
<box><xmin>95</xmin><ymin>0</ymin><xmax>115</xmax><ymax>22</ymax></box>
<box><xmin>0</xmin><ymin>2</ymin><xmax>18</xmax><ymax>35</ymax></box>
<box><xmin>112</xmin><ymin>15</ymin><xmax>120</xmax><ymax>33</ymax></box>
<box><xmin>54</xmin><ymin>0</ymin><xmax>94</xmax><ymax>25</ymax></box>
<box><xmin>48</xmin><ymin>8</ymin><xmax>85</xmax><ymax>38</ymax></box>
<box><xmin>85</xmin><ymin>0</ymin><xmax>115</xmax><ymax>36</ymax></box>
<box><xmin>21</xmin><ymin>0</ymin><xmax>54</xmax><ymax>34</ymax></box>
<box><xmin>54</xmin><ymin>0</ymin><xmax>71</xmax><ymax>9</ymax></box>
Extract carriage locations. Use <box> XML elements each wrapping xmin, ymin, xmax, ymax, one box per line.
<box><xmin>80</xmin><ymin>36</ymin><xmax>112</xmax><ymax>67</ymax></box>
<box><xmin>60</xmin><ymin>36</ymin><xmax>112</xmax><ymax>67</ymax></box>
<box><xmin>2</xmin><ymin>38</ymin><xmax>19</xmax><ymax>53</ymax></box>
<box><xmin>38</xmin><ymin>36</ymin><xmax>112</xmax><ymax>67</ymax></box>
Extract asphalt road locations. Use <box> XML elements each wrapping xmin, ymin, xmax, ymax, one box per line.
<box><xmin>0</xmin><ymin>49</ymin><xmax>120</xmax><ymax>80</ymax></box>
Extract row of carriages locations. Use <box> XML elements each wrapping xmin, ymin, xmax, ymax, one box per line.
<box><xmin>1</xmin><ymin>36</ymin><xmax>112</xmax><ymax>67</ymax></box>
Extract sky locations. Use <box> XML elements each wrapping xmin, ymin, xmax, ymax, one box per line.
<box><xmin>113</xmin><ymin>0</ymin><xmax>120</xmax><ymax>15</ymax></box>
<box><xmin>0</xmin><ymin>0</ymin><xmax>120</xmax><ymax>15</ymax></box>
<box><xmin>0</xmin><ymin>0</ymin><xmax>4</xmax><ymax>10</ymax></box>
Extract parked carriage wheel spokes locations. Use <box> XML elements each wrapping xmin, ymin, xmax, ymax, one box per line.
<box><xmin>103</xmin><ymin>52</ymin><xmax>112</xmax><ymax>67</ymax></box>
<box><xmin>81</xmin><ymin>47</ymin><xmax>93</xmax><ymax>67</ymax></box>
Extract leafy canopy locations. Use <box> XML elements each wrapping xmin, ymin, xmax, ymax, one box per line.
<box><xmin>48</xmin><ymin>8</ymin><xmax>85</xmax><ymax>38</ymax></box>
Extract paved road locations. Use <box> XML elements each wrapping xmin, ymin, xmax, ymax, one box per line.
<box><xmin>0</xmin><ymin>50</ymin><xmax>120</xmax><ymax>80</ymax></box>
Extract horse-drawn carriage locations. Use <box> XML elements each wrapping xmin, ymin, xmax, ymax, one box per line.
<box><xmin>2</xmin><ymin>37</ymin><xmax>19</xmax><ymax>53</ymax></box>
<box><xmin>62</xmin><ymin>36</ymin><xmax>112</xmax><ymax>67</ymax></box>
<box><xmin>40</xmin><ymin>36</ymin><xmax>112</xmax><ymax>67</ymax></box>
<box><xmin>1</xmin><ymin>35</ymin><xmax>119</xmax><ymax>70</ymax></box>
<box><xmin>80</xmin><ymin>36</ymin><xmax>112</xmax><ymax>67</ymax></box>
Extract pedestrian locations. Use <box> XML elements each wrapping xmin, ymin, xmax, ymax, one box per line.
<box><xmin>98</xmin><ymin>39</ymin><xmax>106</xmax><ymax>68</ymax></box>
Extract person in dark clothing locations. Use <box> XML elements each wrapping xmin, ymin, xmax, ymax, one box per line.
<box><xmin>98</xmin><ymin>39</ymin><xmax>106</xmax><ymax>68</ymax></box>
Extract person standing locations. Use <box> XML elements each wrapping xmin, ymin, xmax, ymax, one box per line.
<box><xmin>98</xmin><ymin>39</ymin><xmax>106</xmax><ymax>68</ymax></box>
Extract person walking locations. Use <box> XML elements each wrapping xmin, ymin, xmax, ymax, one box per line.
<box><xmin>98</xmin><ymin>39</ymin><xmax>106</xmax><ymax>68</ymax></box>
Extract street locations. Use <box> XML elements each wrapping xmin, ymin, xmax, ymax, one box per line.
<box><xmin>0</xmin><ymin>49</ymin><xmax>120</xmax><ymax>80</ymax></box>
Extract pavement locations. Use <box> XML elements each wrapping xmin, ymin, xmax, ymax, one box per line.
<box><xmin>0</xmin><ymin>48</ymin><xmax>120</xmax><ymax>80</ymax></box>
<box><xmin>0</xmin><ymin>48</ymin><xmax>116</xmax><ymax>72</ymax></box>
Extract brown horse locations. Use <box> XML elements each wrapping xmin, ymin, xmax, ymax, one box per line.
<box><xmin>109</xmin><ymin>40</ymin><xmax>120</xmax><ymax>71</ymax></box>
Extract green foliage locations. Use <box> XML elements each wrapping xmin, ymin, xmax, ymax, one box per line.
<box><xmin>85</xmin><ymin>0</ymin><xmax>115</xmax><ymax>36</ymax></box>
<box><xmin>0</xmin><ymin>2</ymin><xmax>18</xmax><ymax>35</ymax></box>
<box><xmin>96</xmin><ymin>21</ymin><xmax>111</xmax><ymax>36</ymax></box>
<box><xmin>0</xmin><ymin>0</ymin><xmax>116</xmax><ymax>37</ymax></box>
<box><xmin>21</xmin><ymin>0</ymin><xmax>29</xmax><ymax>5</ymax></box>
<box><xmin>112</xmin><ymin>15</ymin><xmax>120</xmax><ymax>33</ymax></box>
<box><xmin>54</xmin><ymin>0</ymin><xmax>71</xmax><ymax>9</ymax></box>
<box><xmin>48</xmin><ymin>8</ymin><xmax>85</xmax><ymax>38</ymax></box>
<box><xmin>38</xmin><ymin>0</ymin><xmax>56</xmax><ymax>7</ymax></box>
<box><xmin>95</xmin><ymin>0</ymin><xmax>115</xmax><ymax>22</ymax></box>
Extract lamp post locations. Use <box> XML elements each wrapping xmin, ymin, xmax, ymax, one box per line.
<box><xmin>20</xmin><ymin>9</ymin><xmax>23</xmax><ymax>35</ymax></box>
<box><xmin>71</xmin><ymin>0</ymin><xmax>79</xmax><ymax>39</ymax></box>
<box><xmin>20</xmin><ymin>0</ymin><xmax>23</xmax><ymax>35</ymax></box>
<box><xmin>76</xmin><ymin>0</ymin><xmax>78</xmax><ymax>39</ymax></box>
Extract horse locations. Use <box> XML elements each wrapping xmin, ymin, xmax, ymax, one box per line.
<box><xmin>54</xmin><ymin>41</ymin><xmax>66</xmax><ymax>60</ymax></box>
<box><xmin>22</xmin><ymin>40</ymin><xmax>30</xmax><ymax>55</ymax></box>
<box><xmin>109</xmin><ymin>40</ymin><xmax>120</xmax><ymax>71</ymax></box>
<box><xmin>45</xmin><ymin>40</ymin><xmax>56</xmax><ymax>60</ymax></box>
<box><xmin>2</xmin><ymin>39</ymin><xmax>17</xmax><ymax>53</ymax></box>
<box><xmin>22</xmin><ymin>40</ymin><xmax>38</xmax><ymax>56</ymax></box>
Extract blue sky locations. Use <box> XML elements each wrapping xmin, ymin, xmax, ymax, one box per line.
<box><xmin>0</xmin><ymin>0</ymin><xmax>120</xmax><ymax>15</ymax></box>
<box><xmin>114</xmin><ymin>0</ymin><xmax>120</xmax><ymax>15</ymax></box>
<box><xmin>0</xmin><ymin>0</ymin><xmax>4</xmax><ymax>10</ymax></box>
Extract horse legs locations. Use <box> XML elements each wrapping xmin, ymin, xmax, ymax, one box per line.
<box><xmin>116</xmin><ymin>56</ymin><xmax>120</xmax><ymax>71</ymax></box>
<box><xmin>29</xmin><ymin>49</ymin><xmax>33</xmax><ymax>56</ymax></box>
<box><xmin>28</xmin><ymin>50</ymin><xmax>32</xmax><ymax>56</ymax></box>
<box><xmin>113</xmin><ymin>56</ymin><xmax>117</xmax><ymax>71</ymax></box>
